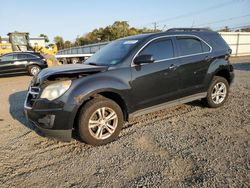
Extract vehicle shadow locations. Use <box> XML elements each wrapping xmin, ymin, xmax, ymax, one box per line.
<box><xmin>186</xmin><ymin>100</ymin><xmax>206</xmax><ymax>108</ymax></box>
<box><xmin>0</xmin><ymin>73</ymin><xmax>30</xmax><ymax>78</ymax></box>
<box><xmin>233</xmin><ymin>62</ymin><xmax>250</xmax><ymax>71</ymax></box>
<box><xmin>9</xmin><ymin>90</ymin><xmax>36</xmax><ymax>131</ymax></box>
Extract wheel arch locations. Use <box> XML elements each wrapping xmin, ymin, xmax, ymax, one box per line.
<box><xmin>204</xmin><ymin>58</ymin><xmax>232</xmax><ymax>88</ymax></box>
<box><xmin>72</xmin><ymin>90</ymin><xmax>129</xmax><ymax>131</ymax></box>
<box><xmin>214</xmin><ymin>68</ymin><xmax>231</xmax><ymax>84</ymax></box>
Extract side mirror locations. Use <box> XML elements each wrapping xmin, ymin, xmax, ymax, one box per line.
<box><xmin>134</xmin><ymin>54</ymin><xmax>154</xmax><ymax>65</ymax></box>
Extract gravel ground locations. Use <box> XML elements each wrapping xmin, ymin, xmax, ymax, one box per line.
<box><xmin>0</xmin><ymin>57</ymin><xmax>249</xmax><ymax>187</ymax></box>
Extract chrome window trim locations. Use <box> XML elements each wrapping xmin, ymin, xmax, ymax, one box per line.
<box><xmin>131</xmin><ymin>34</ymin><xmax>212</xmax><ymax>67</ymax></box>
<box><xmin>29</xmin><ymin>54</ymin><xmax>40</xmax><ymax>59</ymax></box>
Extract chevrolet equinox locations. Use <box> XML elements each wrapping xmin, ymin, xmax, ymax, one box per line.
<box><xmin>24</xmin><ymin>28</ymin><xmax>234</xmax><ymax>145</ymax></box>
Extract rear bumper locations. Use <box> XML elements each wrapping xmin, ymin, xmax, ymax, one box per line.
<box><xmin>229</xmin><ymin>64</ymin><xmax>235</xmax><ymax>84</ymax></box>
<box><xmin>229</xmin><ymin>71</ymin><xmax>235</xmax><ymax>84</ymax></box>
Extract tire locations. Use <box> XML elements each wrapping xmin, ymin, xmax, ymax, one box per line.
<box><xmin>28</xmin><ymin>65</ymin><xmax>41</xmax><ymax>76</ymax></box>
<box><xmin>71</xmin><ymin>58</ymin><xmax>79</xmax><ymax>64</ymax></box>
<box><xmin>202</xmin><ymin>76</ymin><xmax>229</xmax><ymax>108</ymax></box>
<box><xmin>78</xmin><ymin>97</ymin><xmax>124</xmax><ymax>146</ymax></box>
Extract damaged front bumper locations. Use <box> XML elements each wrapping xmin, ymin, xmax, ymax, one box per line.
<box><xmin>24</xmin><ymin>86</ymin><xmax>75</xmax><ymax>141</ymax></box>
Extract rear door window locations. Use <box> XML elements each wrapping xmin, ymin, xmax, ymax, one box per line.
<box><xmin>17</xmin><ymin>53</ymin><xmax>39</xmax><ymax>60</ymax></box>
<box><xmin>139</xmin><ymin>39</ymin><xmax>174</xmax><ymax>61</ymax></box>
<box><xmin>177</xmin><ymin>37</ymin><xmax>203</xmax><ymax>56</ymax></box>
<box><xmin>17</xmin><ymin>54</ymin><xmax>28</xmax><ymax>60</ymax></box>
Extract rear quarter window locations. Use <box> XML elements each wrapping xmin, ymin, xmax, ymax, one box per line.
<box><xmin>205</xmin><ymin>33</ymin><xmax>229</xmax><ymax>51</ymax></box>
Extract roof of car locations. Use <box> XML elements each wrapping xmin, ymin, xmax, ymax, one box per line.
<box><xmin>2</xmin><ymin>51</ymin><xmax>41</xmax><ymax>56</ymax></box>
<box><xmin>121</xmin><ymin>28</ymin><xmax>216</xmax><ymax>41</ymax></box>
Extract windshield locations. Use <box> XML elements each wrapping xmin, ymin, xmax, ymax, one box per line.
<box><xmin>85</xmin><ymin>39</ymin><xmax>138</xmax><ymax>66</ymax></box>
<box><xmin>11</xmin><ymin>35</ymin><xmax>28</xmax><ymax>45</ymax></box>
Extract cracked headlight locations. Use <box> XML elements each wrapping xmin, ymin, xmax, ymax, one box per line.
<box><xmin>40</xmin><ymin>80</ymin><xmax>72</xmax><ymax>101</ymax></box>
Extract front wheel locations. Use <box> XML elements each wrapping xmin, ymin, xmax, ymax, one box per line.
<box><xmin>203</xmin><ymin>76</ymin><xmax>229</xmax><ymax>108</ymax></box>
<box><xmin>78</xmin><ymin>97</ymin><xmax>124</xmax><ymax>146</ymax></box>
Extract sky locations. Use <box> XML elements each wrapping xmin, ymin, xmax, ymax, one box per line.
<box><xmin>0</xmin><ymin>0</ymin><xmax>250</xmax><ymax>42</ymax></box>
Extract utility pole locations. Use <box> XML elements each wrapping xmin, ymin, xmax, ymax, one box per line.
<box><xmin>123</xmin><ymin>21</ymin><xmax>128</xmax><ymax>37</ymax></box>
<box><xmin>154</xmin><ymin>22</ymin><xmax>157</xmax><ymax>32</ymax></box>
<box><xmin>123</xmin><ymin>21</ymin><xmax>125</xmax><ymax>37</ymax></box>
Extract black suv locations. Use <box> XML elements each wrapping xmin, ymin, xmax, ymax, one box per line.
<box><xmin>0</xmin><ymin>52</ymin><xmax>47</xmax><ymax>76</ymax></box>
<box><xmin>24</xmin><ymin>28</ymin><xmax>234</xmax><ymax>145</ymax></box>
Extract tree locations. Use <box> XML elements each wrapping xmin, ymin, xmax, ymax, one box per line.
<box><xmin>242</xmin><ymin>27</ymin><xmax>250</xmax><ymax>32</ymax></box>
<box><xmin>73</xmin><ymin>21</ymin><xmax>160</xmax><ymax>47</ymax></box>
<box><xmin>64</xmin><ymin>40</ymin><xmax>72</xmax><ymax>48</ymax></box>
<box><xmin>39</xmin><ymin>34</ymin><xmax>49</xmax><ymax>43</ymax></box>
<box><xmin>54</xmin><ymin>36</ymin><xmax>64</xmax><ymax>50</ymax></box>
<box><xmin>219</xmin><ymin>26</ymin><xmax>230</xmax><ymax>32</ymax></box>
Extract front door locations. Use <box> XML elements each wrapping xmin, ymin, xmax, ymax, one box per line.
<box><xmin>131</xmin><ymin>38</ymin><xmax>180</xmax><ymax>111</ymax></box>
<box><xmin>0</xmin><ymin>54</ymin><xmax>17</xmax><ymax>74</ymax></box>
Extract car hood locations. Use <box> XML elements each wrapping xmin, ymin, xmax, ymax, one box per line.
<box><xmin>34</xmin><ymin>64</ymin><xmax>108</xmax><ymax>85</ymax></box>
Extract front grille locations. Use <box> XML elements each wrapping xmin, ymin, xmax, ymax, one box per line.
<box><xmin>25</xmin><ymin>86</ymin><xmax>40</xmax><ymax>109</ymax></box>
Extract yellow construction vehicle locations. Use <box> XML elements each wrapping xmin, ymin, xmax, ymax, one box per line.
<box><xmin>0</xmin><ymin>36</ymin><xmax>13</xmax><ymax>55</ymax></box>
<box><xmin>0</xmin><ymin>32</ymin><xmax>60</xmax><ymax>67</ymax></box>
<box><xmin>0</xmin><ymin>43</ymin><xmax>12</xmax><ymax>55</ymax></box>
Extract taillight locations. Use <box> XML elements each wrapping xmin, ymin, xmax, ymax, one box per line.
<box><xmin>225</xmin><ymin>54</ymin><xmax>230</xmax><ymax>61</ymax></box>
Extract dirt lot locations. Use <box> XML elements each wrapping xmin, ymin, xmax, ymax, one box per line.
<box><xmin>0</xmin><ymin>57</ymin><xmax>249</xmax><ymax>187</ymax></box>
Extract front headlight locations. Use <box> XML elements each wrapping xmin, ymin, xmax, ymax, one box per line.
<box><xmin>40</xmin><ymin>80</ymin><xmax>72</xmax><ymax>101</ymax></box>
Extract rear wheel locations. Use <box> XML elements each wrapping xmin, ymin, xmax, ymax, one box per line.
<box><xmin>78</xmin><ymin>97</ymin><xmax>124</xmax><ymax>146</ymax></box>
<box><xmin>71</xmin><ymin>58</ymin><xmax>79</xmax><ymax>64</ymax></box>
<box><xmin>28</xmin><ymin>65</ymin><xmax>41</xmax><ymax>76</ymax></box>
<box><xmin>203</xmin><ymin>76</ymin><xmax>229</xmax><ymax>108</ymax></box>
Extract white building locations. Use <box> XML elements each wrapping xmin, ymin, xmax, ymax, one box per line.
<box><xmin>28</xmin><ymin>37</ymin><xmax>46</xmax><ymax>47</ymax></box>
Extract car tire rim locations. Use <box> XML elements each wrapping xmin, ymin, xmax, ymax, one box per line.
<box><xmin>211</xmin><ymin>82</ymin><xmax>227</xmax><ymax>104</ymax></box>
<box><xmin>72</xmin><ymin>60</ymin><xmax>77</xmax><ymax>64</ymax></box>
<box><xmin>31</xmin><ymin>66</ymin><xmax>40</xmax><ymax>76</ymax></box>
<box><xmin>88</xmin><ymin>107</ymin><xmax>118</xmax><ymax>140</ymax></box>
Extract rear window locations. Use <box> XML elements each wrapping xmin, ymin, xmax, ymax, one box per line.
<box><xmin>177</xmin><ymin>37</ymin><xmax>203</xmax><ymax>56</ymax></box>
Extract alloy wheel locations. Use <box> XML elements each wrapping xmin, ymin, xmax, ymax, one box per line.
<box><xmin>211</xmin><ymin>82</ymin><xmax>227</xmax><ymax>104</ymax></box>
<box><xmin>30</xmin><ymin>66</ymin><xmax>40</xmax><ymax>76</ymax></box>
<box><xmin>88</xmin><ymin>107</ymin><xmax>118</xmax><ymax>140</ymax></box>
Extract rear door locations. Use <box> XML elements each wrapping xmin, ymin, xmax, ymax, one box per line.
<box><xmin>175</xmin><ymin>36</ymin><xmax>212</xmax><ymax>97</ymax></box>
<box><xmin>14</xmin><ymin>54</ymin><xmax>29</xmax><ymax>71</ymax></box>
<box><xmin>131</xmin><ymin>37</ymin><xmax>180</xmax><ymax>110</ymax></box>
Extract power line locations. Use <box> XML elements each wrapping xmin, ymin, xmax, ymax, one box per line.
<box><xmin>194</xmin><ymin>14</ymin><xmax>250</xmax><ymax>27</ymax></box>
<box><xmin>138</xmin><ymin>0</ymin><xmax>240</xmax><ymax>29</ymax></box>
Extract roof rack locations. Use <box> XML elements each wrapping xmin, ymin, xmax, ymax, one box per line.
<box><xmin>167</xmin><ymin>28</ymin><xmax>211</xmax><ymax>32</ymax></box>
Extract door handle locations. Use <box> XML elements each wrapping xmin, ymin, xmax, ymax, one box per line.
<box><xmin>204</xmin><ymin>56</ymin><xmax>212</xmax><ymax>62</ymax></box>
<box><xmin>169</xmin><ymin>64</ymin><xmax>177</xmax><ymax>70</ymax></box>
